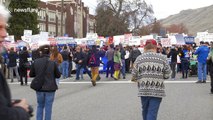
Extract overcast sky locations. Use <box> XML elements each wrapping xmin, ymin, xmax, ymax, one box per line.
<box><xmin>82</xmin><ymin>0</ymin><xmax>213</xmax><ymax>19</ymax></box>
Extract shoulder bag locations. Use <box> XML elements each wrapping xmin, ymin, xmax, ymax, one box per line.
<box><xmin>30</xmin><ymin>59</ymin><xmax>48</xmax><ymax>91</ymax></box>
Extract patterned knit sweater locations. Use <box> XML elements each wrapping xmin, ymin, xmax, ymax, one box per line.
<box><xmin>132</xmin><ymin>52</ymin><xmax>171</xmax><ymax>98</ymax></box>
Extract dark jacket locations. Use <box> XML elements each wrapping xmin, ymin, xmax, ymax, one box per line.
<box><xmin>61</xmin><ymin>50</ymin><xmax>70</xmax><ymax>61</ymax></box>
<box><xmin>82</xmin><ymin>51</ymin><xmax>90</xmax><ymax>67</ymax></box>
<box><xmin>120</xmin><ymin>48</ymin><xmax>126</xmax><ymax>60</ymax></box>
<box><xmin>0</xmin><ymin>72</ymin><xmax>30</xmax><ymax>120</ymax></box>
<box><xmin>73</xmin><ymin>51</ymin><xmax>84</xmax><ymax>65</ymax></box>
<box><xmin>88</xmin><ymin>49</ymin><xmax>105</xmax><ymax>67</ymax></box>
<box><xmin>19</xmin><ymin>51</ymin><xmax>29</xmax><ymax>66</ymax></box>
<box><xmin>167</xmin><ymin>49</ymin><xmax>178</xmax><ymax>63</ymax></box>
<box><xmin>7</xmin><ymin>51</ymin><xmax>18</xmax><ymax>67</ymax></box>
<box><xmin>29</xmin><ymin>56</ymin><xmax>61</xmax><ymax>92</ymax></box>
<box><xmin>19</xmin><ymin>51</ymin><xmax>29</xmax><ymax>76</ymax></box>
<box><xmin>130</xmin><ymin>48</ymin><xmax>141</xmax><ymax>61</ymax></box>
<box><xmin>32</xmin><ymin>49</ymin><xmax>40</xmax><ymax>61</ymax></box>
<box><xmin>180</xmin><ymin>49</ymin><xmax>190</xmax><ymax>61</ymax></box>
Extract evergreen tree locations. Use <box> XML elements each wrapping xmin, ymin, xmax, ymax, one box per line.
<box><xmin>7</xmin><ymin>0</ymin><xmax>39</xmax><ymax>40</ymax></box>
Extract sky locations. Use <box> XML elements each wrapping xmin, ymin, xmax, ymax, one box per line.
<box><xmin>82</xmin><ymin>0</ymin><xmax>213</xmax><ymax>19</ymax></box>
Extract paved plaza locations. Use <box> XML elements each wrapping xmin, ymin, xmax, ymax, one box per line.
<box><xmin>8</xmin><ymin>73</ymin><xmax>213</xmax><ymax>120</ymax></box>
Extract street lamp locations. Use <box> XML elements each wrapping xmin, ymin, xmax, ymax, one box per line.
<box><xmin>61</xmin><ymin>0</ymin><xmax>64</xmax><ymax>36</ymax></box>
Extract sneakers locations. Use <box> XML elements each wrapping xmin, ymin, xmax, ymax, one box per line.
<box><xmin>113</xmin><ymin>77</ymin><xmax>118</xmax><ymax>80</ymax></box>
<box><xmin>202</xmin><ymin>80</ymin><xmax>206</xmax><ymax>83</ymax></box>
<box><xmin>131</xmin><ymin>79</ymin><xmax>137</xmax><ymax>82</ymax></box>
<box><xmin>91</xmin><ymin>80</ymin><xmax>96</xmax><ymax>86</ymax></box>
<box><xmin>195</xmin><ymin>81</ymin><xmax>203</xmax><ymax>83</ymax></box>
<box><xmin>96</xmin><ymin>75</ymin><xmax>101</xmax><ymax>81</ymax></box>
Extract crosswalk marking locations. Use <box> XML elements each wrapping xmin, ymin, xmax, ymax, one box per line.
<box><xmin>8</xmin><ymin>80</ymin><xmax>210</xmax><ymax>85</ymax></box>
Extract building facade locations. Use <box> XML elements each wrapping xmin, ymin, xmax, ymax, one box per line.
<box><xmin>38</xmin><ymin>0</ymin><xmax>96</xmax><ymax>38</ymax></box>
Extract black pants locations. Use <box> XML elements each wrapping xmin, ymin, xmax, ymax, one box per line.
<box><xmin>181</xmin><ymin>60</ymin><xmax>189</xmax><ymax>78</ymax></box>
<box><xmin>20</xmin><ymin>75</ymin><xmax>27</xmax><ymax>85</ymax></box>
<box><xmin>210</xmin><ymin>75</ymin><xmax>213</xmax><ymax>93</ymax></box>
<box><xmin>170</xmin><ymin>62</ymin><xmax>177</xmax><ymax>78</ymax></box>
<box><xmin>68</xmin><ymin>61</ymin><xmax>73</xmax><ymax>77</ymax></box>
<box><xmin>125</xmin><ymin>58</ymin><xmax>130</xmax><ymax>73</ymax></box>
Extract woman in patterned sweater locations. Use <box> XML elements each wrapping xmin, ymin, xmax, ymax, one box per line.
<box><xmin>132</xmin><ymin>39</ymin><xmax>171</xmax><ymax>120</ymax></box>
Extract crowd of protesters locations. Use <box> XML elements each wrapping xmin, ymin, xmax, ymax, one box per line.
<box><xmin>1</xmin><ymin>41</ymin><xmax>213</xmax><ymax>86</ymax></box>
<box><xmin>0</xmin><ymin>42</ymin><xmax>145</xmax><ymax>87</ymax></box>
<box><xmin>3</xmin><ymin>39</ymin><xmax>213</xmax><ymax>120</ymax></box>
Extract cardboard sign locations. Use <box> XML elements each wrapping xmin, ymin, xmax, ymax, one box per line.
<box><xmin>184</xmin><ymin>37</ymin><xmax>195</xmax><ymax>44</ymax></box>
<box><xmin>24</xmin><ymin>30</ymin><xmax>32</xmax><ymax>36</ymax></box>
<box><xmin>161</xmin><ymin>38</ymin><xmax>171</xmax><ymax>47</ymax></box>
<box><xmin>175</xmin><ymin>34</ymin><xmax>185</xmax><ymax>45</ymax></box>
<box><xmin>124</xmin><ymin>33</ymin><xmax>132</xmax><ymax>44</ymax></box>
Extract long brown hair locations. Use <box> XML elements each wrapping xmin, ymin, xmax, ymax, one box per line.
<box><xmin>51</xmin><ymin>46</ymin><xmax>59</xmax><ymax>58</ymax></box>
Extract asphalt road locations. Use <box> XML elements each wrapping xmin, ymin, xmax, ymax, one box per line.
<box><xmin>8</xmin><ymin>73</ymin><xmax>213</xmax><ymax>120</ymax></box>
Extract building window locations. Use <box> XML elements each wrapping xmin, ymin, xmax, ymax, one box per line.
<box><xmin>39</xmin><ymin>23</ymin><xmax>46</xmax><ymax>32</ymax></box>
<box><xmin>48</xmin><ymin>11</ymin><xmax>56</xmax><ymax>22</ymax></box>
<box><xmin>48</xmin><ymin>24</ymin><xmax>56</xmax><ymax>36</ymax></box>
<box><xmin>38</xmin><ymin>9</ymin><xmax>46</xmax><ymax>21</ymax></box>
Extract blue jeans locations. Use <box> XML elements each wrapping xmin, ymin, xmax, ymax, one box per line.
<box><xmin>141</xmin><ymin>96</ymin><xmax>162</xmax><ymax>120</ymax></box>
<box><xmin>198</xmin><ymin>62</ymin><xmax>207</xmax><ymax>81</ymax></box>
<box><xmin>80</xmin><ymin>68</ymin><xmax>84</xmax><ymax>79</ymax></box>
<box><xmin>106</xmin><ymin>60</ymin><xmax>114</xmax><ymax>77</ymax></box>
<box><xmin>76</xmin><ymin>64</ymin><xmax>82</xmax><ymax>80</ymax></box>
<box><xmin>82</xmin><ymin>66</ymin><xmax>92</xmax><ymax>79</ymax></box>
<box><xmin>61</xmin><ymin>60</ymin><xmax>69</xmax><ymax>78</ymax></box>
<box><xmin>36</xmin><ymin>92</ymin><xmax>55</xmax><ymax>120</ymax></box>
<box><xmin>181</xmin><ymin>60</ymin><xmax>189</xmax><ymax>78</ymax></box>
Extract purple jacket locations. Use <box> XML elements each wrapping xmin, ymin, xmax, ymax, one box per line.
<box><xmin>88</xmin><ymin>49</ymin><xmax>105</xmax><ymax>67</ymax></box>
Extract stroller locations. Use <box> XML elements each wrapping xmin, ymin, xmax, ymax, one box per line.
<box><xmin>189</xmin><ymin>59</ymin><xmax>197</xmax><ymax>76</ymax></box>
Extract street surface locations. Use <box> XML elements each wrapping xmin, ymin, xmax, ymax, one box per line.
<box><xmin>8</xmin><ymin>73</ymin><xmax>213</xmax><ymax>120</ymax></box>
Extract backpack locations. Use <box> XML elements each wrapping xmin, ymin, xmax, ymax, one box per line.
<box><xmin>88</xmin><ymin>53</ymin><xmax>97</xmax><ymax>66</ymax></box>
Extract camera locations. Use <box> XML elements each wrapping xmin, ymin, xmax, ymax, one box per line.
<box><xmin>12</xmin><ymin>99</ymin><xmax>34</xmax><ymax>117</ymax></box>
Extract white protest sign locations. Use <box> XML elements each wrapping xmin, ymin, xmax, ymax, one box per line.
<box><xmin>31</xmin><ymin>34</ymin><xmax>40</xmax><ymax>43</ymax></box>
<box><xmin>129</xmin><ymin>37</ymin><xmax>141</xmax><ymax>46</ymax></box>
<box><xmin>5</xmin><ymin>35</ymin><xmax>15</xmax><ymax>43</ymax></box>
<box><xmin>40</xmin><ymin>32</ymin><xmax>49</xmax><ymax>41</ymax></box>
<box><xmin>113</xmin><ymin>35</ymin><xmax>124</xmax><ymax>45</ymax></box>
<box><xmin>161</xmin><ymin>38</ymin><xmax>171</xmax><ymax>47</ymax></box>
<box><xmin>168</xmin><ymin>36</ymin><xmax>177</xmax><ymax>45</ymax></box>
<box><xmin>24</xmin><ymin>30</ymin><xmax>32</xmax><ymax>36</ymax></box>
<box><xmin>56</xmin><ymin>37</ymin><xmax>75</xmax><ymax>44</ymax></box>
<box><xmin>124</xmin><ymin>33</ymin><xmax>132</xmax><ymax>44</ymax></box>
<box><xmin>141</xmin><ymin>35</ymin><xmax>154</xmax><ymax>40</ymax></box>
<box><xmin>175</xmin><ymin>34</ymin><xmax>185</xmax><ymax>45</ymax></box>
<box><xmin>21</xmin><ymin>36</ymin><xmax>31</xmax><ymax>43</ymax></box>
<box><xmin>86</xmin><ymin>33</ymin><xmax>98</xmax><ymax>39</ymax></box>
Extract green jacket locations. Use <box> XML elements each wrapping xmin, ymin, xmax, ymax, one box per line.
<box><xmin>113</xmin><ymin>51</ymin><xmax>121</xmax><ymax>63</ymax></box>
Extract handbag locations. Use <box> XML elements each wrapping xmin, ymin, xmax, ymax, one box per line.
<box><xmin>30</xmin><ymin>59</ymin><xmax>48</xmax><ymax>91</ymax></box>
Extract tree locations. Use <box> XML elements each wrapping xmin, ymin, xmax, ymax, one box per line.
<box><xmin>7</xmin><ymin>0</ymin><xmax>39</xmax><ymax>40</ymax></box>
<box><xmin>137</xmin><ymin>25</ymin><xmax>151</xmax><ymax>36</ymax></box>
<box><xmin>166</xmin><ymin>23</ymin><xmax>188</xmax><ymax>34</ymax></box>
<box><xmin>135</xmin><ymin>19</ymin><xmax>164</xmax><ymax>36</ymax></box>
<box><xmin>151</xmin><ymin>19</ymin><xmax>162</xmax><ymax>35</ymax></box>
<box><xmin>95</xmin><ymin>0</ymin><xmax>154</xmax><ymax>36</ymax></box>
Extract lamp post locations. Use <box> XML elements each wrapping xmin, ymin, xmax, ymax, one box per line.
<box><xmin>61</xmin><ymin>0</ymin><xmax>64</xmax><ymax>36</ymax></box>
